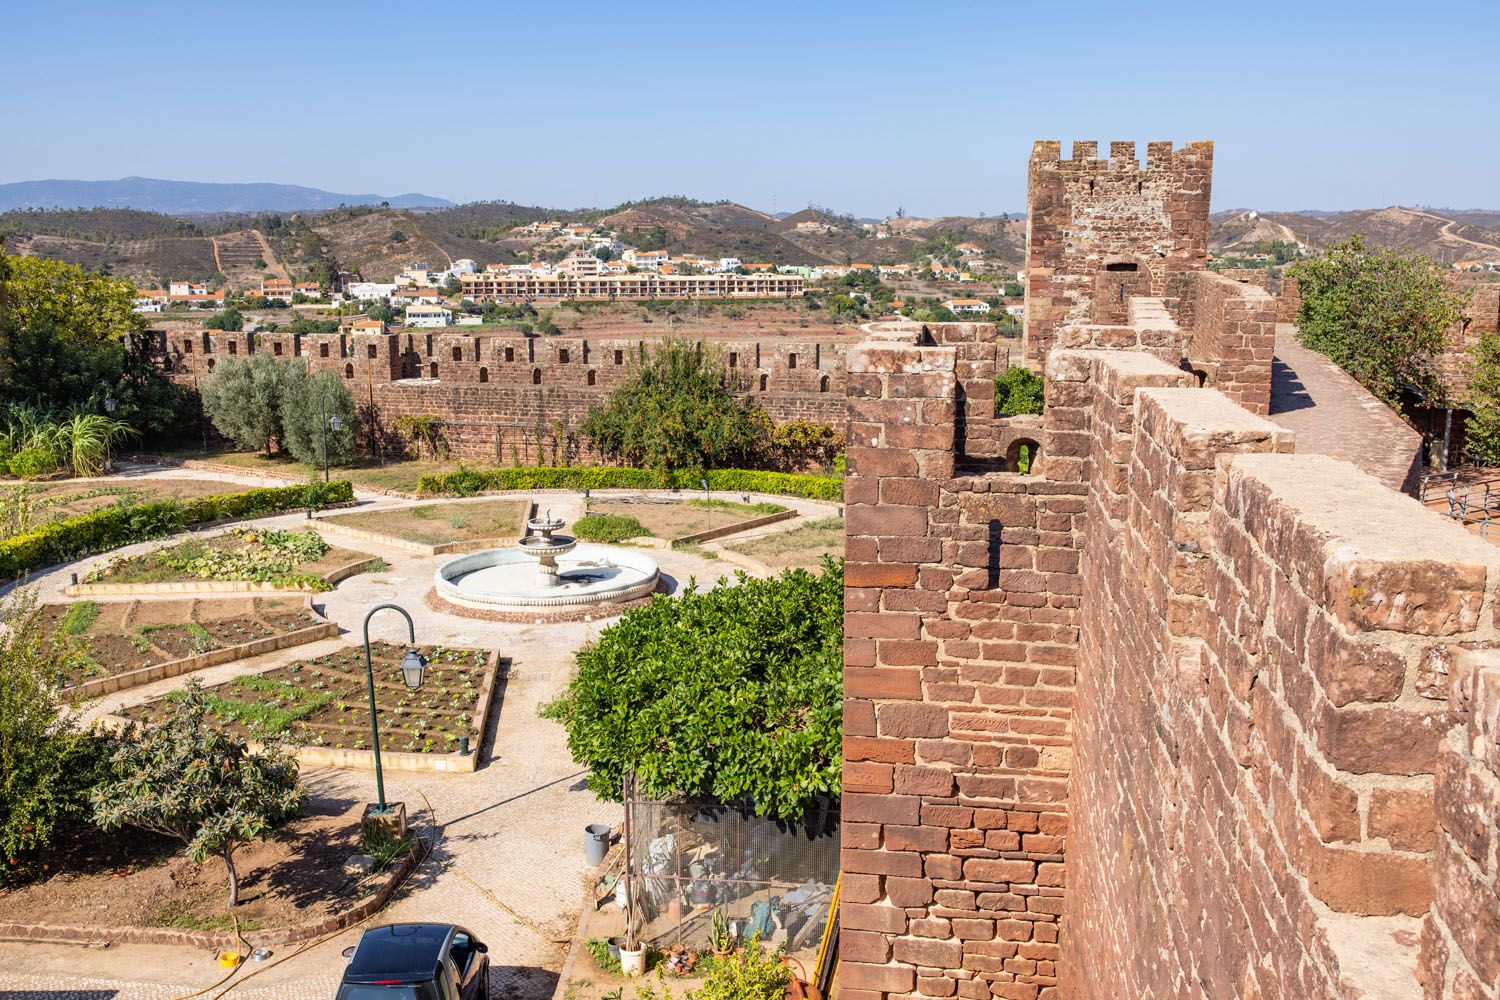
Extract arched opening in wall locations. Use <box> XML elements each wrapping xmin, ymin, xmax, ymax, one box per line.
<box><xmin>1006</xmin><ymin>438</ymin><xmax>1041</xmax><ymax>475</ymax></box>
<box><xmin>207</xmin><ymin>359</ymin><xmax>216</xmax><ymax>372</ymax></box>
<box><xmin>532</xmin><ymin>368</ymin><xmax>542</xmax><ymax>385</ymax></box>
<box><xmin>505</xmin><ymin>346</ymin><xmax>515</xmax><ymax>363</ymax></box>
<box><xmin>319</xmin><ymin>343</ymin><xmax>330</xmax><ymax>358</ymax></box>
<box><xmin>452</xmin><ymin>346</ymin><xmax>462</xmax><ymax>362</ymax></box>
<box><xmin>819</xmin><ymin>375</ymin><xmax>830</xmax><ymax>393</ymax></box>
<box><xmin>479</xmin><ymin>367</ymin><xmax>489</xmax><ymax>383</ymax></box>
<box><xmin>344</xmin><ymin>363</ymin><xmax>353</xmax><ymax>379</ymax></box>
<box><xmin>429</xmin><ymin>362</ymin><xmax>438</xmax><ymax>379</ymax></box>
<box><xmin>759</xmin><ymin>373</ymin><xmax>768</xmax><ymax>392</ymax></box>
<box><xmin>1192</xmin><ymin>368</ymin><xmax>1208</xmax><ymax>387</ymax></box>
<box><xmin>587</xmin><ymin>370</ymin><xmax>597</xmax><ymax>386</ymax></box>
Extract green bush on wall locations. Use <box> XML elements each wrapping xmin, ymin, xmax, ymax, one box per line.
<box><xmin>415</xmin><ymin>466</ymin><xmax>843</xmax><ymax>502</ymax></box>
<box><xmin>0</xmin><ymin>480</ymin><xmax>353</xmax><ymax>580</ymax></box>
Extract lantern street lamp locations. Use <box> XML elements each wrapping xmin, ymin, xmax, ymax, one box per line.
<box><xmin>319</xmin><ymin>395</ymin><xmax>343</xmax><ymax>483</ymax></box>
<box><xmin>103</xmin><ymin>396</ymin><xmax>116</xmax><ymax>414</ymax></box>
<box><xmin>361</xmin><ymin>603</ymin><xmax>427</xmax><ymax>813</ymax></box>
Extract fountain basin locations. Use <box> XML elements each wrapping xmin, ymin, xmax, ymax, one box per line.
<box><xmin>434</xmin><ymin>544</ymin><xmax>660</xmax><ymax>610</ymax></box>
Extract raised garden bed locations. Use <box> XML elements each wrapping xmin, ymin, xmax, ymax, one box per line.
<box><xmin>319</xmin><ymin>498</ymin><xmax>530</xmax><ymax>554</ymax></box>
<box><xmin>117</xmin><ymin>642</ymin><xmax>501</xmax><ymax>773</ymax></box>
<box><xmin>41</xmin><ymin>596</ymin><xmax>335</xmax><ymax>695</ymax></box>
<box><xmin>722</xmin><ymin>517</ymin><xmax>845</xmax><ymax>573</ymax></box>
<box><xmin>75</xmin><ymin>527</ymin><xmax>377</xmax><ymax>595</ymax></box>
<box><xmin>580</xmin><ymin>499</ymin><xmax>792</xmax><ymax>547</ymax></box>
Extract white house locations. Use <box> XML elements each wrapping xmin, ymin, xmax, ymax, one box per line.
<box><xmin>944</xmin><ymin>298</ymin><xmax>991</xmax><ymax>315</ymax></box>
<box><xmin>405</xmin><ymin>304</ymin><xmax>453</xmax><ymax>327</ymax></box>
<box><xmin>391</xmin><ymin>287</ymin><xmax>442</xmax><ymax>306</ymax></box>
<box><xmin>344</xmin><ymin>282</ymin><xmax>398</xmax><ymax>301</ymax></box>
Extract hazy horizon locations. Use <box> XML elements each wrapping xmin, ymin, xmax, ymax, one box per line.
<box><xmin>3</xmin><ymin>0</ymin><xmax>1496</xmax><ymax>218</ymax></box>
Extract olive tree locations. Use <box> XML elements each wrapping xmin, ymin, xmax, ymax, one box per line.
<box><xmin>281</xmin><ymin>367</ymin><xmax>356</xmax><ymax>467</ymax></box>
<box><xmin>200</xmin><ymin>354</ymin><xmax>296</xmax><ymax>456</ymax></box>
<box><xmin>92</xmin><ymin>682</ymin><xmax>305</xmax><ymax>907</ymax></box>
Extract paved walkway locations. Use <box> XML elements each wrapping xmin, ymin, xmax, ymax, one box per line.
<box><xmin>1269</xmin><ymin>325</ymin><xmax>1424</xmax><ymax>495</ymax></box>
<box><xmin>0</xmin><ymin>475</ymin><xmax>832</xmax><ymax>999</ymax></box>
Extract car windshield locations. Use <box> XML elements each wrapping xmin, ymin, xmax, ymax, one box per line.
<box><xmin>336</xmin><ymin>985</ymin><xmax>435</xmax><ymax>1000</ymax></box>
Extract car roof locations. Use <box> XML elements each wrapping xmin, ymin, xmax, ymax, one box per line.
<box><xmin>345</xmin><ymin>923</ymin><xmax>458</xmax><ymax>981</ymax></box>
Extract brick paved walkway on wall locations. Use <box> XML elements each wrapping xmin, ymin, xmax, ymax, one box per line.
<box><xmin>0</xmin><ymin>477</ymin><xmax>830</xmax><ymax>999</ymax></box>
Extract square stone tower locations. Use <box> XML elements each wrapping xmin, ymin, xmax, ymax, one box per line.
<box><xmin>1022</xmin><ymin>140</ymin><xmax>1213</xmax><ymax>367</ymax></box>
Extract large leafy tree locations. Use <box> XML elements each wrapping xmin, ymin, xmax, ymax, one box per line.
<box><xmin>0</xmin><ymin>254</ymin><xmax>191</xmax><ymax>440</ymax></box>
<box><xmin>543</xmin><ymin>562</ymin><xmax>843</xmax><ymax>819</ymax></box>
<box><xmin>1463</xmin><ymin>331</ymin><xmax>1500</xmax><ymax>463</ymax></box>
<box><xmin>994</xmin><ymin>365</ymin><xmax>1044</xmax><ymax>416</ymax></box>
<box><xmin>281</xmin><ymin>367</ymin><xmax>356</xmax><ymax>467</ymax></box>
<box><xmin>1289</xmin><ymin>236</ymin><xmax>1471</xmax><ymax>409</ymax></box>
<box><xmin>0</xmin><ymin>589</ymin><xmax>110</xmax><ymax>870</ymax></box>
<box><xmin>93</xmin><ymin>682</ymin><xmax>305</xmax><ymax>907</ymax></box>
<box><xmin>581</xmin><ymin>339</ymin><xmax>765</xmax><ymax>471</ymax></box>
<box><xmin>200</xmin><ymin>353</ymin><xmax>295</xmax><ymax>456</ymax></box>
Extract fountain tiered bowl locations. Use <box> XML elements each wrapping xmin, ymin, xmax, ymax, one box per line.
<box><xmin>434</xmin><ymin>511</ymin><xmax>659</xmax><ymax>610</ymax></box>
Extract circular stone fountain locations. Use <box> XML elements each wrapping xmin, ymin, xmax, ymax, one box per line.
<box><xmin>434</xmin><ymin>510</ymin><xmax>660</xmax><ymax>611</ymax></box>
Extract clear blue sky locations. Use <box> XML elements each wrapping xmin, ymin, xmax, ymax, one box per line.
<box><xmin>3</xmin><ymin>0</ymin><xmax>1495</xmax><ymax>217</ymax></box>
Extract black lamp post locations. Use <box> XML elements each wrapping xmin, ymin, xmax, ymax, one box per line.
<box><xmin>361</xmin><ymin>603</ymin><xmax>428</xmax><ymax>813</ymax></box>
<box><xmin>320</xmin><ymin>395</ymin><xmax>343</xmax><ymax>483</ymax></box>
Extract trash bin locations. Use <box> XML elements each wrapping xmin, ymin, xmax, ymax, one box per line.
<box><xmin>584</xmin><ymin>823</ymin><xmax>611</xmax><ymax>865</ymax></box>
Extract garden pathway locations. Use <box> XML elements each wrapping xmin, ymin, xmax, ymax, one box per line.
<box><xmin>0</xmin><ymin>475</ymin><xmax>836</xmax><ymax>999</ymax></box>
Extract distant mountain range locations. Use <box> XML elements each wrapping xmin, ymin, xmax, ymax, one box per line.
<box><xmin>0</xmin><ymin>177</ymin><xmax>452</xmax><ymax>214</ymax></box>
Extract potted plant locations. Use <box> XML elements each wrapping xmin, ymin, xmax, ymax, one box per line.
<box><xmin>709</xmin><ymin>908</ymin><xmax>736</xmax><ymax>958</ymax></box>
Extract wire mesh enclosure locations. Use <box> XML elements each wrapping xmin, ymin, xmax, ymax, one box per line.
<box><xmin>624</xmin><ymin>792</ymin><xmax>839</xmax><ymax>960</ymax></box>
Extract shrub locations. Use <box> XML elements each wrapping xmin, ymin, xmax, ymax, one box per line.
<box><xmin>416</xmin><ymin>466</ymin><xmax>842</xmax><ymax>502</ymax></box>
<box><xmin>542</xmin><ymin>561</ymin><xmax>843</xmax><ymax>819</ymax></box>
<box><xmin>0</xmin><ymin>481</ymin><xmax>352</xmax><ymax>580</ymax></box>
<box><xmin>8</xmin><ymin>446</ymin><xmax>58</xmax><ymax>479</ymax></box>
<box><xmin>201</xmin><ymin>354</ymin><xmax>295</xmax><ymax>456</ymax></box>
<box><xmin>280</xmin><ymin>369</ymin><xmax>356</xmax><ymax>467</ymax></box>
<box><xmin>995</xmin><ymin>365</ymin><xmax>1044</xmax><ymax>417</ymax></box>
<box><xmin>573</xmin><ymin>513</ymin><xmax>649</xmax><ymax>543</ymax></box>
<box><xmin>0</xmin><ymin>589</ymin><xmax>115</xmax><ymax>871</ymax></box>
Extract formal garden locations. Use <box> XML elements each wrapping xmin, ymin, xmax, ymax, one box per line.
<box><xmin>721</xmin><ymin>517</ymin><xmax>845</xmax><ymax>572</ymax></box>
<box><xmin>574</xmin><ymin>498</ymin><xmax>788</xmax><ymax>545</ymax></box>
<box><xmin>82</xmin><ymin>526</ymin><xmax>373</xmax><ymax>590</ymax></box>
<box><xmin>119</xmin><ymin>643</ymin><xmax>495</xmax><ymax>756</ymax></box>
<box><xmin>42</xmin><ymin>596</ymin><xmax>324</xmax><ymax>686</ymax></box>
<box><xmin>321</xmin><ymin>497</ymin><xmax>527</xmax><ymax>548</ymax></box>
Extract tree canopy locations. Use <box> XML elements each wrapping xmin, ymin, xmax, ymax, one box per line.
<box><xmin>543</xmin><ymin>562</ymin><xmax>843</xmax><ymax>819</ymax></box>
<box><xmin>92</xmin><ymin>681</ymin><xmax>304</xmax><ymax>907</ymax></box>
<box><xmin>581</xmin><ymin>339</ymin><xmax>765</xmax><ymax>471</ymax></box>
<box><xmin>280</xmin><ymin>368</ymin><xmax>356</xmax><ymax>467</ymax></box>
<box><xmin>200</xmin><ymin>354</ymin><xmax>292</xmax><ymax>456</ymax></box>
<box><xmin>1463</xmin><ymin>331</ymin><xmax>1500</xmax><ymax>464</ymax></box>
<box><xmin>995</xmin><ymin>365</ymin><xmax>1044</xmax><ymax>416</ymax></box>
<box><xmin>0</xmin><ymin>255</ymin><xmax>190</xmax><ymax>440</ymax></box>
<box><xmin>1288</xmin><ymin>236</ymin><xmax>1471</xmax><ymax>409</ymax></box>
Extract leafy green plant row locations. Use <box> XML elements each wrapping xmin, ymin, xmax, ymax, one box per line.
<box><xmin>0</xmin><ymin>480</ymin><xmax>353</xmax><ymax>580</ymax></box>
<box><xmin>417</xmin><ymin>466</ymin><xmax>842</xmax><ymax>502</ymax></box>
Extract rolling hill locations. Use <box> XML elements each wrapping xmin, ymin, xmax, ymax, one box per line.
<box><xmin>0</xmin><ymin>177</ymin><xmax>451</xmax><ymax>214</ymax></box>
<box><xmin>1210</xmin><ymin>206</ymin><xmax>1500</xmax><ymax>262</ymax></box>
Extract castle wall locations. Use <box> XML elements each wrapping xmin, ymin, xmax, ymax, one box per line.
<box><xmin>842</xmin><ymin>320</ymin><xmax>1500</xmax><ymax>1000</ymax></box>
<box><xmin>1023</xmin><ymin>140</ymin><xmax>1213</xmax><ymax>369</ymax></box>
<box><xmin>159</xmin><ymin>329</ymin><xmax>849</xmax><ymax>461</ymax></box>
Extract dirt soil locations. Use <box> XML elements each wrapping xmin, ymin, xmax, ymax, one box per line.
<box><xmin>0</xmin><ymin>477</ymin><xmax>259</xmax><ymax>533</ymax></box>
<box><xmin>0</xmin><ymin>798</ymin><xmax>375</xmax><ymax>932</ymax></box>
<box><xmin>586</xmin><ymin>500</ymin><xmax>777</xmax><ymax>540</ymax></box>
<box><xmin>121</xmin><ymin>642</ymin><xmax>494</xmax><ymax>754</ymax></box>
<box><xmin>325</xmin><ymin>499</ymin><xmax>527</xmax><ymax>546</ymax></box>
<box><xmin>725</xmin><ymin>518</ymin><xmax>845</xmax><ymax>572</ymax></box>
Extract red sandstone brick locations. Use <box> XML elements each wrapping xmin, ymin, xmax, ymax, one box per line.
<box><xmin>894</xmin><ymin>765</ymin><xmax>957</xmax><ymax>797</ymax></box>
<box><xmin>1369</xmin><ymin>785</ymin><xmax>1436</xmax><ymax>853</ymax></box>
<box><xmin>843</xmin><ymin>793</ymin><xmax>921</xmax><ymax>826</ymax></box>
<box><xmin>879</xmin><ymin>703</ymin><xmax>950</xmax><ymax>739</ymax></box>
<box><xmin>846</xmin><ymin>562</ymin><xmax>918</xmax><ymax>588</ymax></box>
<box><xmin>839</xmin><ymin>961</ymin><xmax>915</xmax><ymax>993</ymax></box>
<box><xmin>844</xmin><ymin>736</ymin><xmax>914</xmax><ymax>764</ymax></box>
<box><xmin>845</xmin><ymin>761</ymin><xmax>895</xmax><ymax>795</ymax></box>
<box><xmin>846</xmin><ymin>667</ymin><xmax>923</xmax><ymax>701</ymax></box>
<box><xmin>964</xmin><ymin>858</ymin><xmax>1036</xmax><ymax>884</ymax></box>
<box><xmin>887</xmin><ymin>876</ymin><xmax>936</xmax><ymax>908</ymax></box>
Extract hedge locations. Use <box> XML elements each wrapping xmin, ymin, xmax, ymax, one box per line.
<box><xmin>0</xmin><ymin>480</ymin><xmax>353</xmax><ymax>580</ymax></box>
<box><xmin>416</xmin><ymin>466</ymin><xmax>843</xmax><ymax>502</ymax></box>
